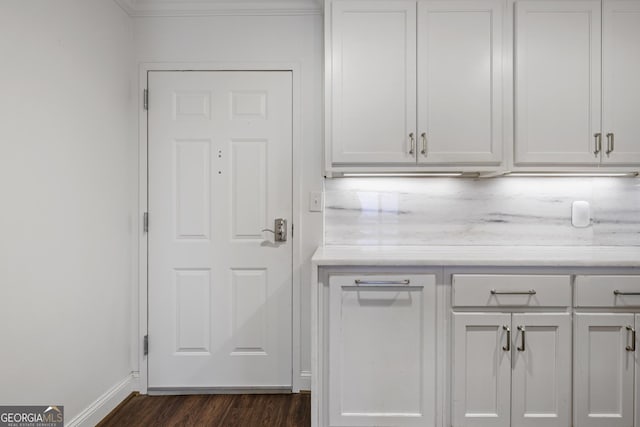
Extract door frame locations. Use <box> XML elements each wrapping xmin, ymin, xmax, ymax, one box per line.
<box><xmin>137</xmin><ymin>62</ymin><xmax>304</xmax><ymax>394</ymax></box>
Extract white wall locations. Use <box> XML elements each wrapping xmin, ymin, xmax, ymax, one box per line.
<box><xmin>0</xmin><ymin>0</ymin><xmax>136</xmax><ymax>422</ymax></box>
<box><xmin>134</xmin><ymin>14</ymin><xmax>324</xmax><ymax>388</ymax></box>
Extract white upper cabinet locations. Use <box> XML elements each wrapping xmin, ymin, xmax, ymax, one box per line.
<box><xmin>514</xmin><ymin>0</ymin><xmax>602</xmax><ymax>166</ymax></box>
<box><xmin>514</xmin><ymin>0</ymin><xmax>640</xmax><ymax>170</ymax></box>
<box><xmin>326</xmin><ymin>0</ymin><xmax>504</xmax><ymax>173</ymax></box>
<box><xmin>417</xmin><ymin>0</ymin><xmax>503</xmax><ymax>166</ymax></box>
<box><xmin>602</xmin><ymin>0</ymin><xmax>640</xmax><ymax>165</ymax></box>
<box><xmin>328</xmin><ymin>1</ymin><xmax>417</xmax><ymax>165</ymax></box>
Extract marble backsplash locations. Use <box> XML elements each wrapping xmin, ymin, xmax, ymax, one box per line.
<box><xmin>324</xmin><ymin>177</ymin><xmax>640</xmax><ymax>246</ymax></box>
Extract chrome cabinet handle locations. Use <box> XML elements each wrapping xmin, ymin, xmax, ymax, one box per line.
<box><xmin>606</xmin><ymin>133</ymin><xmax>614</xmax><ymax>156</ymax></box>
<box><xmin>409</xmin><ymin>133</ymin><xmax>415</xmax><ymax>155</ymax></box>
<box><xmin>491</xmin><ymin>289</ymin><xmax>536</xmax><ymax>295</ymax></box>
<box><xmin>614</xmin><ymin>290</ymin><xmax>640</xmax><ymax>296</ymax></box>
<box><xmin>420</xmin><ymin>132</ymin><xmax>427</xmax><ymax>156</ymax></box>
<box><xmin>594</xmin><ymin>133</ymin><xmax>602</xmax><ymax>156</ymax></box>
<box><xmin>503</xmin><ymin>326</ymin><xmax>511</xmax><ymax>351</ymax></box>
<box><xmin>627</xmin><ymin>326</ymin><xmax>636</xmax><ymax>352</ymax></box>
<box><xmin>354</xmin><ymin>279</ymin><xmax>410</xmax><ymax>286</ymax></box>
<box><xmin>517</xmin><ymin>326</ymin><xmax>526</xmax><ymax>352</ymax></box>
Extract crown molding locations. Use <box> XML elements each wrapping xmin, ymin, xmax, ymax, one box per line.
<box><xmin>114</xmin><ymin>0</ymin><xmax>322</xmax><ymax>16</ymax></box>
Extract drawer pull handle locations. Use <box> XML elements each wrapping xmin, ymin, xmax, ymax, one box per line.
<box><xmin>517</xmin><ymin>326</ymin><xmax>526</xmax><ymax>352</ymax></box>
<box><xmin>614</xmin><ymin>290</ymin><xmax>640</xmax><ymax>296</ymax></box>
<box><xmin>354</xmin><ymin>279</ymin><xmax>410</xmax><ymax>286</ymax></box>
<box><xmin>490</xmin><ymin>289</ymin><xmax>536</xmax><ymax>295</ymax></box>
<box><xmin>627</xmin><ymin>326</ymin><xmax>636</xmax><ymax>352</ymax></box>
<box><xmin>408</xmin><ymin>133</ymin><xmax>415</xmax><ymax>155</ymax></box>
<box><xmin>503</xmin><ymin>326</ymin><xmax>511</xmax><ymax>352</ymax></box>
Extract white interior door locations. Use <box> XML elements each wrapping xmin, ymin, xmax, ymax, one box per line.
<box><xmin>148</xmin><ymin>71</ymin><xmax>292</xmax><ymax>389</ymax></box>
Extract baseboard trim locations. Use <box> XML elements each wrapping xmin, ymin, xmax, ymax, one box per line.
<box><xmin>67</xmin><ymin>373</ymin><xmax>137</xmax><ymax>427</ymax></box>
<box><xmin>148</xmin><ymin>387</ymin><xmax>292</xmax><ymax>396</ymax></box>
<box><xmin>298</xmin><ymin>371</ymin><xmax>311</xmax><ymax>392</ymax></box>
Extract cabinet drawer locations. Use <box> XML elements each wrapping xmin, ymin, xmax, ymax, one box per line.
<box><xmin>575</xmin><ymin>275</ymin><xmax>640</xmax><ymax>307</ymax></box>
<box><xmin>452</xmin><ymin>275</ymin><xmax>571</xmax><ymax>307</ymax></box>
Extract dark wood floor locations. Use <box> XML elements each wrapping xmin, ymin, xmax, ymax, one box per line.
<box><xmin>98</xmin><ymin>393</ymin><xmax>311</xmax><ymax>427</ymax></box>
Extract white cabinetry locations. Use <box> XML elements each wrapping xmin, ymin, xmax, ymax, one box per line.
<box><xmin>326</xmin><ymin>0</ymin><xmax>504</xmax><ymax>173</ymax></box>
<box><xmin>514</xmin><ymin>0</ymin><xmax>640</xmax><ymax>169</ymax></box>
<box><xmin>323</xmin><ymin>273</ymin><xmax>436</xmax><ymax>426</ymax></box>
<box><xmin>451</xmin><ymin>275</ymin><xmax>572</xmax><ymax>427</ymax></box>
<box><xmin>328</xmin><ymin>1</ymin><xmax>417</xmax><ymax>165</ymax></box>
<box><xmin>574</xmin><ymin>275</ymin><xmax>640</xmax><ymax>427</ymax></box>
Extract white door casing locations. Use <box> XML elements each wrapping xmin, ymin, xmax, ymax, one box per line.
<box><xmin>148</xmin><ymin>71</ymin><xmax>293</xmax><ymax>389</ymax></box>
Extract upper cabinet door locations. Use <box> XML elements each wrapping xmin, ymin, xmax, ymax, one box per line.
<box><xmin>328</xmin><ymin>1</ymin><xmax>417</xmax><ymax>164</ymax></box>
<box><xmin>417</xmin><ymin>0</ymin><xmax>503</xmax><ymax>166</ymax></box>
<box><xmin>602</xmin><ymin>0</ymin><xmax>640</xmax><ymax>165</ymax></box>
<box><xmin>514</xmin><ymin>1</ymin><xmax>601</xmax><ymax>166</ymax></box>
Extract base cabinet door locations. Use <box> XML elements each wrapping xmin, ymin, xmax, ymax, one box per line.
<box><xmin>574</xmin><ymin>313</ymin><xmax>635</xmax><ymax>427</ymax></box>
<box><xmin>452</xmin><ymin>313</ymin><xmax>512</xmax><ymax>427</ymax></box>
<box><xmin>511</xmin><ymin>314</ymin><xmax>571</xmax><ymax>427</ymax></box>
<box><xmin>328</xmin><ymin>274</ymin><xmax>436</xmax><ymax>426</ymax></box>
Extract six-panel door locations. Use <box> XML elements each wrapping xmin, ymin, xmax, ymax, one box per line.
<box><xmin>148</xmin><ymin>71</ymin><xmax>293</xmax><ymax>389</ymax></box>
<box><xmin>328</xmin><ymin>274</ymin><xmax>436</xmax><ymax>426</ymax></box>
<box><xmin>574</xmin><ymin>313</ymin><xmax>635</xmax><ymax>427</ymax></box>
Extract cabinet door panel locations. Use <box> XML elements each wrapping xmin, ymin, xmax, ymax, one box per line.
<box><xmin>602</xmin><ymin>0</ymin><xmax>640</xmax><ymax>165</ymax></box>
<box><xmin>511</xmin><ymin>313</ymin><xmax>571</xmax><ymax>427</ymax></box>
<box><xmin>330</xmin><ymin>1</ymin><xmax>417</xmax><ymax>164</ymax></box>
<box><xmin>328</xmin><ymin>274</ymin><xmax>435</xmax><ymax>426</ymax></box>
<box><xmin>452</xmin><ymin>313</ymin><xmax>511</xmax><ymax>427</ymax></box>
<box><xmin>515</xmin><ymin>1</ymin><xmax>601</xmax><ymax>166</ymax></box>
<box><xmin>417</xmin><ymin>0</ymin><xmax>503</xmax><ymax>165</ymax></box>
<box><xmin>636</xmin><ymin>315</ymin><xmax>639</xmax><ymax>427</ymax></box>
<box><xmin>574</xmin><ymin>313</ymin><xmax>635</xmax><ymax>427</ymax></box>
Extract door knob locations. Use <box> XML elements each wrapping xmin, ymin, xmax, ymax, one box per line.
<box><xmin>262</xmin><ymin>218</ymin><xmax>287</xmax><ymax>242</ymax></box>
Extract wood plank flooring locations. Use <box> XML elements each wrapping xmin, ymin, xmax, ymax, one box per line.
<box><xmin>98</xmin><ymin>393</ymin><xmax>311</xmax><ymax>427</ymax></box>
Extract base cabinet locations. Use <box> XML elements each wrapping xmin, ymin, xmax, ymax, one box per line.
<box><xmin>574</xmin><ymin>275</ymin><xmax>640</xmax><ymax>427</ymax></box>
<box><xmin>452</xmin><ymin>313</ymin><xmax>571</xmax><ymax>427</ymax></box>
<box><xmin>327</xmin><ymin>274</ymin><xmax>436</xmax><ymax>426</ymax></box>
<box><xmin>574</xmin><ymin>314</ymin><xmax>639</xmax><ymax>427</ymax></box>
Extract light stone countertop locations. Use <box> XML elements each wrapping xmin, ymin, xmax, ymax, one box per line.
<box><xmin>312</xmin><ymin>245</ymin><xmax>640</xmax><ymax>267</ymax></box>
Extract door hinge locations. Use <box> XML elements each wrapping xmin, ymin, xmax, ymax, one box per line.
<box><xmin>143</xmin><ymin>335</ymin><xmax>148</xmax><ymax>356</ymax></box>
<box><xmin>291</xmin><ymin>223</ymin><xmax>294</xmax><ymax>238</ymax></box>
<box><xmin>143</xmin><ymin>212</ymin><xmax>149</xmax><ymax>233</ymax></box>
<box><xmin>143</xmin><ymin>89</ymin><xmax>148</xmax><ymax>111</ymax></box>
